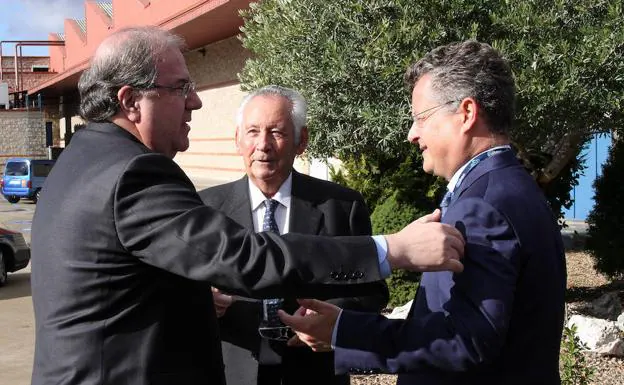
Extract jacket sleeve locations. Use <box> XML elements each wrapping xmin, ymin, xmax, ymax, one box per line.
<box><xmin>326</xmin><ymin>197</ymin><xmax>389</xmax><ymax>312</ymax></box>
<box><xmin>113</xmin><ymin>153</ymin><xmax>382</xmax><ymax>299</ymax></box>
<box><xmin>333</xmin><ymin>197</ymin><xmax>520</xmax><ymax>373</ymax></box>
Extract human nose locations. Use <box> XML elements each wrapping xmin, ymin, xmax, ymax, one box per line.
<box><xmin>186</xmin><ymin>89</ymin><xmax>202</xmax><ymax>110</ymax></box>
<box><xmin>407</xmin><ymin>121</ymin><xmax>420</xmax><ymax>144</ymax></box>
<box><xmin>255</xmin><ymin>132</ymin><xmax>272</xmax><ymax>151</ymax></box>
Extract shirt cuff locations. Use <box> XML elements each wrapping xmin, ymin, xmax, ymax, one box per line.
<box><xmin>331</xmin><ymin>308</ymin><xmax>343</xmax><ymax>348</ymax></box>
<box><xmin>372</xmin><ymin>235</ymin><xmax>391</xmax><ymax>278</ymax></box>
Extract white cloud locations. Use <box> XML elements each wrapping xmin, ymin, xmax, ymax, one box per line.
<box><xmin>9</xmin><ymin>0</ymin><xmax>86</xmax><ymax>37</ymax></box>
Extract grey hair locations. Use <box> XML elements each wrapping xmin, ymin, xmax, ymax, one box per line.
<box><xmin>404</xmin><ymin>40</ymin><xmax>516</xmax><ymax>135</ymax></box>
<box><xmin>236</xmin><ymin>85</ymin><xmax>307</xmax><ymax>144</ymax></box>
<box><xmin>78</xmin><ymin>26</ymin><xmax>186</xmax><ymax>122</ymax></box>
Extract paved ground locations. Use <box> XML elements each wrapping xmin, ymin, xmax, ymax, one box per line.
<box><xmin>0</xmin><ymin>197</ymin><xmax>36</xmax><ymax>385</ymax></box>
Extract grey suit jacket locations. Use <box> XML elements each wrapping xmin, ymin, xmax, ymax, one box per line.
<box><xmin>30</xmin><ymin>122</ymin><xmax>383</xmax><ymax>385</ymax></box>
<box><xmin>200</xmin><ymin>172</ymin><xmax>389</xmax><ymax>385</ymax></box>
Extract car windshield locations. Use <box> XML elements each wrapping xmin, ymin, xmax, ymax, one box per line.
<box><xmin>5</xmin><ymin>162</ymin><xmax>28</xmax><ymax>176</ymax></box>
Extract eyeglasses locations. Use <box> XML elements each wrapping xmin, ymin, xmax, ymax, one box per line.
<box><xmin>258</xmin><ymin>298</ymin><xmax>293</xmax><ymax>341</ymax></box>
<box><xmin>151</xmin><ymin>81</ymin><xmax>196</xmax><ymax>99</ymax></box>
<box><xmin>258</xmin><ymin>325</ymin><xmax>293</xmax><ymax>341</ymax></box>
<box><xmin>412</xmin><ymin>100</ymin><xmax>458</xmax><ymax>128</ymax></box>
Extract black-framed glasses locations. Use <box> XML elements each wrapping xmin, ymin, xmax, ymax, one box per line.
<box><xmin>151</xmin><ymin>81</ymin><xmax>196</xmax><ymax>99</ymax></box>
<box><xmin>412</xmin><ymin>100</ymin><xmax>458</xmax><ymax>128</ymax></box>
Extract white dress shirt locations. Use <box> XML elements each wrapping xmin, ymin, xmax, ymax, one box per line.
<box><xmin>248</xmin><ymin>173</ymin><xmax>293</xmax><ymax>235</ymax></box>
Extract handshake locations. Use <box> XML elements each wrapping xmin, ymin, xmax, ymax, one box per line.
<box><xmin>212</xmin><ymin>209</ymin><xmax>465</xmax><ymax>348</ymax></box>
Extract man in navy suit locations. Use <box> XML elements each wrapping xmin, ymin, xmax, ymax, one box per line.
<box><xmin>281</xmin><ymin>40</ymin><xmax>567</xmax><ymax>385</ymax></box>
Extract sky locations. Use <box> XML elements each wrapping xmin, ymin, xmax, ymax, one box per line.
<box><xmin>0</xmin><ymin>0</ymin><xmax>86</xmax><ymax>56</ymax></box>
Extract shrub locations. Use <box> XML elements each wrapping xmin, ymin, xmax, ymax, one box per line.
<box><xmin>370</xmin><ymin>191</ymin><xmax>429</xmax><ymax>308</ymax></box>
<box><xmin>331</xmin><ymin>151</ymin><xmax>444</xmax><ymax>308</ymax></box>
<box><xmin>560</xmin><ymin>325</ymin><xmax>594</xmax><ymax>385</ymax></box>
<box><xmin>586</xmin><ymin>137</ymin><xmax>624</xmax><ymax>279</ymax></box>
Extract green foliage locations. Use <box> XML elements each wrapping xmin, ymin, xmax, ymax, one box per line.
<box><xmin>330</xmin><ymin>150</ymin><xmax>439</xmax><ymax>308</ymax></box>
<box><xmin>330</xmin><ymin>148</ymin><xmax>440</xmax><ymax>213</ymax></box>
<box><xmin>368</xmin><ymin>191</ymin><xmax>428</xmax><ymax>307</ymax></box>
<box><xmin>240</xmin><ymin>0</ymin><xmax>624</xmax><ymax>169</ymax></box>
<box><xmin>386</xmin><ymin>270</ymin><xmax>421</xmax><ymax>308</ymax></box>
<box><xmin>240</xmin><ymin>0</ymin><xmax>624</xmax><ymax>298</ymax></box>
<box><xmin>370</xmin><ymin>191</ymin><xmax>421</xmax><ymax>234</ymax></box>
<box><xmin>586</xmin><ymin>137</ymin><xmax>624</xmax><ymax>279</ymax></box>
<box><xmin>560</xmin><ymin>325</ymin><xmax>595</xmax><ymax>385</ymax></box>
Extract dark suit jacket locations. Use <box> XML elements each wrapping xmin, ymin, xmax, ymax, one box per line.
<box><xmin>30</xmin><ymin>122</ymin><xmax>384</xmax><ymax>385</ymax></box>
<box><xmin>200</xmin><ymin>172</ymin><xmax>389</xmax><ymax>385</ymax></box>
<box><xmin>333</xmin><ymin>150</ymin><xmax>566</xmax><ymax>385</ymax></box>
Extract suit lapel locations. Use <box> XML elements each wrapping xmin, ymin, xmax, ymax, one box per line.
<box><xmin>289</xmin><ymin>171</ymin><xmax>323</xmax><ymax>235</ymax></box>
<box><xmin>221</xmin><ymin>177</ymin><xmax>254</xmax><ymax>230</ymax></box>
<box><xmin>452</xmin><ymin>150</ymin><xmax>519</xmax><ymax>203</ymax></box>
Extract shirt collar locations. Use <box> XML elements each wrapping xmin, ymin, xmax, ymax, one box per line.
<box><xmin>248</xmin><ymin>173</ymin><xmax>293</xmax><ymax>211</ymax></box>
<box><xmin>447</xmin><ymin>145</ymin><xmax>511</xmax><ymax>192</ymax></box>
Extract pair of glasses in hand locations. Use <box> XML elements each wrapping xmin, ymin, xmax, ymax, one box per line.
<box><xmin>258</xmin><ymin>325</ymin><xmax>293</xmax><ymax>341</ymax></box>
<box><xmin>258</xmin><ymin>298</ymin><xmax>293</xmax><ymax>341</ymax></box>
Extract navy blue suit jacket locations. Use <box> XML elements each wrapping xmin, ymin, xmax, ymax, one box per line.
<box><xmin>333</xmin><ymin>150</ymin><xmax>566</xmax><ymax>385</ymax></box>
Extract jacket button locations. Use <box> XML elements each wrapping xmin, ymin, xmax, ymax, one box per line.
<box><xmin>339</xmin><ymin>272</ymin><xmax>347</xmax><ymax>280</ymax></box>
<box><xmin>330</xmin><ymin>272</ymin><xmax>338</xmax><ymax>279</ymax></box>
<box><xmin>356</xmin><ymin>271</ymin><xmax>364</xmax><ymax>278</ymax></box>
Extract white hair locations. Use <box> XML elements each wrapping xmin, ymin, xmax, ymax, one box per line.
<box><xmin>236</xmin><ymin>85</ymin><xmax>307</xmax><ymax>144</ymax></box>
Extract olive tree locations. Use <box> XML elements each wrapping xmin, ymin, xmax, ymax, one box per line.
<box><xmin>239</xmin><ymin>0</ymin><xmax>624</xmax><ymax>297</ymax></box>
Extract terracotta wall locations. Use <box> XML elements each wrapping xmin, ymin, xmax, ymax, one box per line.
<box><xmin>55</xmin><ymin>0</ymin><xmax>243</xmax><ymax>73</ymax></box>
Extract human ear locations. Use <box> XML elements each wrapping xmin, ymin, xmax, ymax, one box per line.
<box><xmin>296</xmin><ymin>126</ymin><xmax>309</xmax><ymax>155</ymax></box>
<box><xmin>235</xmin><ymin>126</ymin><xmax>243</xmax><ymax>154</ymax></box>
<box><xmin>117</xmin><ymin>85</ymin><xmax>141</xmax><ymax>122</ymax></box>
<box><xmin>459</xmin><ymin>97</ymin><xmax>478</xmax><ymax>133</ymax></box>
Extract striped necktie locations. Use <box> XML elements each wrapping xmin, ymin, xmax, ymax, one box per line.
<box><xmin>440</xmin><ymin>190</ymin><xmax>453</xmax><ymax>217</ymax></box>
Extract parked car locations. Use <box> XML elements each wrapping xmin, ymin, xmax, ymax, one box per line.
<box><xmin>1</xmin><ymin>158</ymin><xmax>55</xmax><ymax>204</ymax></box>
<box><xmin>0</xmin><ymin>226</ymin><xmax>30</xmax><ymax>286</ymax></box>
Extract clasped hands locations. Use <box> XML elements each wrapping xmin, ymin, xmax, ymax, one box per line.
<box><xmin>213</xmin><ymin>209</ymin><xmax>465</xmax><ymax>351</ymax></box>
<box><xmin>280</xmin><ymin>209</ymin><xmax>465</xmax><ymax>353</ymax></box>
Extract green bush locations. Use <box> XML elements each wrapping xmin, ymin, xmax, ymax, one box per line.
<box><xmin>371</xmin><ymin>191</ymin><xmax>421</xmax><ymax>235</ymax></box>
<box><xmin>331</xmin><ymin>151</ymin><xmax>439</xmax><ymax>308</ymax></box>
<box><xmin>586</xmin><ymin>137</ymin><xmax>624</xmax><ymax>279</ymax></box>
<box><xmin>371</xmin><ymin>192</ymin><xmax>429</xmax><ymax>308</ymax></box>
<box><xmin>384</xmin><ymin>270</ymin><xmax>420</xmax><ymax>308</ymax></box>
<box><xmin>560</xmin><ymin>325</ymin><xmax>594</xmax><ymax>385</ymax></box>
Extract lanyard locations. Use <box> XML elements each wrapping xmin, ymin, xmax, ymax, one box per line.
<box><xmin>452</xmin><ymin>146</ymin><xmax>511</xmax><ymax>196</ymax></box>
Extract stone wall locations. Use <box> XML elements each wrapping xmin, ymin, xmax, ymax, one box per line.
<box><xmin>0</xmin><ymin>110</ymin><xmax>47</xmax><ymax>170</ymax></box>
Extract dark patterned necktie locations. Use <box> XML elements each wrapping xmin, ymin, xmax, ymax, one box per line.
<box><xmin>440</xmin><ymin>190</ymin><xmax>453</xmax><ymax>217</ymax></box>
<box><xmin>262</xmin><ymin>199</ymin><xmax>280</xmax><ymax>233</ymax></box>
<box><xmin>259</xmin><ymin>198</ymin><xmax>287</xmax><ymax>362</ymax></box>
